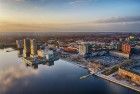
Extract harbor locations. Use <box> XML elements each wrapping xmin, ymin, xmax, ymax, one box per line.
<box><xmin>62</xmin><ymin>55</ymin><xmax>140</xmax><ymax>93</ymax></box>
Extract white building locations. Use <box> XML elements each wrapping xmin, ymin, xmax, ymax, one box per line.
<box><xmin>79</xmin><ymin>42</ymin><xmax>92</xmax><ymax>56</ymax></box>
<box><xmin>37</xmin><ymin>48</ymin><xmax>55</xmax><ymax>61</ymax></box>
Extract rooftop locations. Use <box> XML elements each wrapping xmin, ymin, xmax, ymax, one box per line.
<box><xmin>120</xmin><ymin>62</ymin><xmax>140</xmax><ymax>76</ymax></box>
<box><xmin>90</xmin><ymin>54</ymin><xmax>125</xmax><ymax>67</ymax></box>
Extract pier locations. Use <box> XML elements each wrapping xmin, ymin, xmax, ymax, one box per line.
<box><xmin>80</xmin><ymin>74</ymin><xmax>93</xmax><ymax>80</ymax></box>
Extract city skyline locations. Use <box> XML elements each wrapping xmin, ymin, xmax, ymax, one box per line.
<box><xmin>0</xmin><ymin>0</ymin><xmax>140</xmax><ymax>32</ymax></box>
<box><xmin>1</xmin><ymin>31</ymin><xmax>140</xmax><ymax>94</ymax></box>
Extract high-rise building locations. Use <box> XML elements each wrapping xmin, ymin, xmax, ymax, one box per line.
<box><xmin>30</xmin><ymin>39</ymin><xmax>37</xmax><ymax>57</ymax></box>
<box><xmin>79</xmin><ymin>42</ymin><xmax>92</xmax><ymax>56</ymax></box>
<box><xmin>16</xmin><ymin>40</ymin><xmax>23</xmax><ymax>49</ymax></box>
<box><xmin>23</xmin><ymin>38</ymin><xmax>31</xmax><ymax>57</ymax></box>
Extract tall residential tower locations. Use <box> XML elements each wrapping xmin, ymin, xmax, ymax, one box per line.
<box><xmin>23</xmin><ymin>38</ymin><xmax>31</xmax><ymax>57</ymax></box>
<box><xmin>30</xmin><ymin>39</ymin><xmax>37</xmax><ymax>57</ymax></box>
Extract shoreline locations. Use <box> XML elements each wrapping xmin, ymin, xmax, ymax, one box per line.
<box><xmin>95</xmin><ymin>73</ymin><xmax>140</xmax><ymax>92</ymax></box>
<box><xmin>61</xmin><ymin>57</ymin><xmax>140</xmax><ymax>93</ymax></box>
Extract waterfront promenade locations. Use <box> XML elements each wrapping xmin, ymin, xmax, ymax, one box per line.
<box><xmin>95</xmin><ymin>72</ymin><xmax>140</xmax><ymax>92</ymax></box>
<box><xmin>61</xmin><ymin>56</ymin><xmax>140</xmax><ymax>93</ymax></box>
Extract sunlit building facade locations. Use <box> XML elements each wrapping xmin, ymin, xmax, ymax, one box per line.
<box><xmin>79</xmin><ymin>42</ymin><xmax>92</xmax><ymax>56</ymax></box>
<box><xmin>122</xmin><ymin>43</ymin><xmax>131</xmax><ymax>54</ymax></box>
<box><xmin>118</xmin><ymin>67</ymin><xmax>140</xmax><ymax>85</ymax></box>
<box><xmin>30</xmin><ymin>39</ymin><xmax>37</xmax><ymax>57</ymax></box>
<box><xmin>16</xmin><ymin>40</ymin><xmax>23</xmax><ymax>49</ymax></box>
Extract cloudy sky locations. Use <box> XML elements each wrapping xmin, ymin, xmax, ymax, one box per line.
<box><xmin>0</xmin><ymin>0</ymin><xmax>140</xmax><ymax>32</ymax></box>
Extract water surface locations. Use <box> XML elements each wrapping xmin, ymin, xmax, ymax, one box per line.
<box><xmin>0</xmin><ymin>49</ymin><xmax>139</xmax><ymax>94</ymax></box>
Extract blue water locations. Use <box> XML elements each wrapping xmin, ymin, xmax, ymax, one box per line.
<box><xmin>0</xmin><ymin>49</ymin><xmax>139</xmax><ymax>94</ymax></box>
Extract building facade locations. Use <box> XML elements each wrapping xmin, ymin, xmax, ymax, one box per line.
<box><xmin>118</xmin><ymin>68</ymin><xmax>140</xmax><ymax>85</ymax></box>
<box><xmin>30</xmin><ymin>39</ymin><xmax>37</xmax><ymax>57</ymax></box>
<box><xmin>23</xmin><ymin>38</ymin><xmax>31</xmax><ymax>57</ymax></box>
<box><xmin>122</xmin><ymin>43</ymin><xmax>131</xmax><ymax>54</ymax></box>
<box><xmin>79</xmin><ymin>42</ymin><xmax>92</xmax><ymax>56</ymax></box>
<box><xmin>16</xmin><ymin>40</ymin><xmax>23</xmax><ymax>49</ymax></box>
<box><xmin>37</xmin><ymin>49</ymin><xmax>46</xmax><ymax>58</ymax></box>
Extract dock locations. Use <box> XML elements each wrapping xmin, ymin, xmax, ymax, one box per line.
<box><xmin>80</xmin><ymin>74</ymin><xmax>93</xmax><ymax>79</ymax></box>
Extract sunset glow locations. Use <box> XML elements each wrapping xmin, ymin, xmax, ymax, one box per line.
<box><xmin>0</xmin><ymin>0</ymin><xmax>140</xmax><ymax>32</ymax></box>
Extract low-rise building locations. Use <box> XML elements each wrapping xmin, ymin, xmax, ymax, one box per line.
<box><xmin>63</xmin><ymin>47</ymin><xmax>78</xmax><ymax>53</ymax></box>
<box><xmin>118</xmin><ymin>63</ymin><xmax>140</xmax><ymax>85</ymax></box>
<box><xmin>37</xmin><ymin>49</ymin><xmax>48</xmax><ymax>59</ymax></box>
<box><xmin>110</xmin><ymin>51</ymin><xmax>130</xmax><ymax>59</ymax></box>
<box><xmin>122</xmin><ymin>43</ymin><xmax>132</xmax><ymax>54</ymax></box>
<box><xmin>37</xmin><ymin>48</ymin><xmax>59</xmax><ymax>61</ymax></box>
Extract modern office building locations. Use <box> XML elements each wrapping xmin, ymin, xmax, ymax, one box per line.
<box><xmin>30</xmin><ymin>39</ymin><xmax>37</xmax><ymax>57</ymax></box>
<box><xmin>23</xmin><ymin>38</ymin><xmax>31</xmax><ymax>57</ymax></box>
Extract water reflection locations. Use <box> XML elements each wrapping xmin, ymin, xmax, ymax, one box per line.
<box><xmin>0</xmin><ymin>48</ymin><xmax>139</xmax><ymax>94</ymax></box>
<box><xmin>18</xmin><ymin>48</ymin><xmax>59</xmax><ymax>69</ymax></box>
<box><xmin>22</xmin><ymin>58</ymin><xmax>54</xmax><ymax>69</ymax></box>
<box><xmin>17</xmin><ymin>49</ymin><xmax>23</xmax><ymax>57</ymax></box>
<box><xmin>0</xmin><ymin>63</ymin><xmax>38</xmax><ymax>94</ymax></box>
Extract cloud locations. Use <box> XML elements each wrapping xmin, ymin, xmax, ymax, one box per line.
<box><xmin>14</xmin><ymin>0</ymin><xmax>24</xmax><ymax>2</ymax></box>
<box><xmin>0</xmin><ymin>16</ymin><xmax>140</xmax><ymax>32</ymax></box>
<box><xmin>0</xmin><ymin>0</ymin><xmax>25</xmax><ymax>2</ymax></box>
<box><xmin>95</xmin><ymin>16</ymin><xmax>140</xmax><ymax>24</ymax></box>
<box><xmin>69</xmin><ymin>0</ymin><xmax>93</xmax><ymax>7</ymax></box>
<box><xmin>0</xmin><ymin>65</ymin><xmax>38</xmax><ymax>94</ymax></box>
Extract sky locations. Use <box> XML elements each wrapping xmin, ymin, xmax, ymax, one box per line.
<box><xmin>0</xmin><ymin>0</ymin><xmax>140</xmax><ymax>32</ymax></box>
